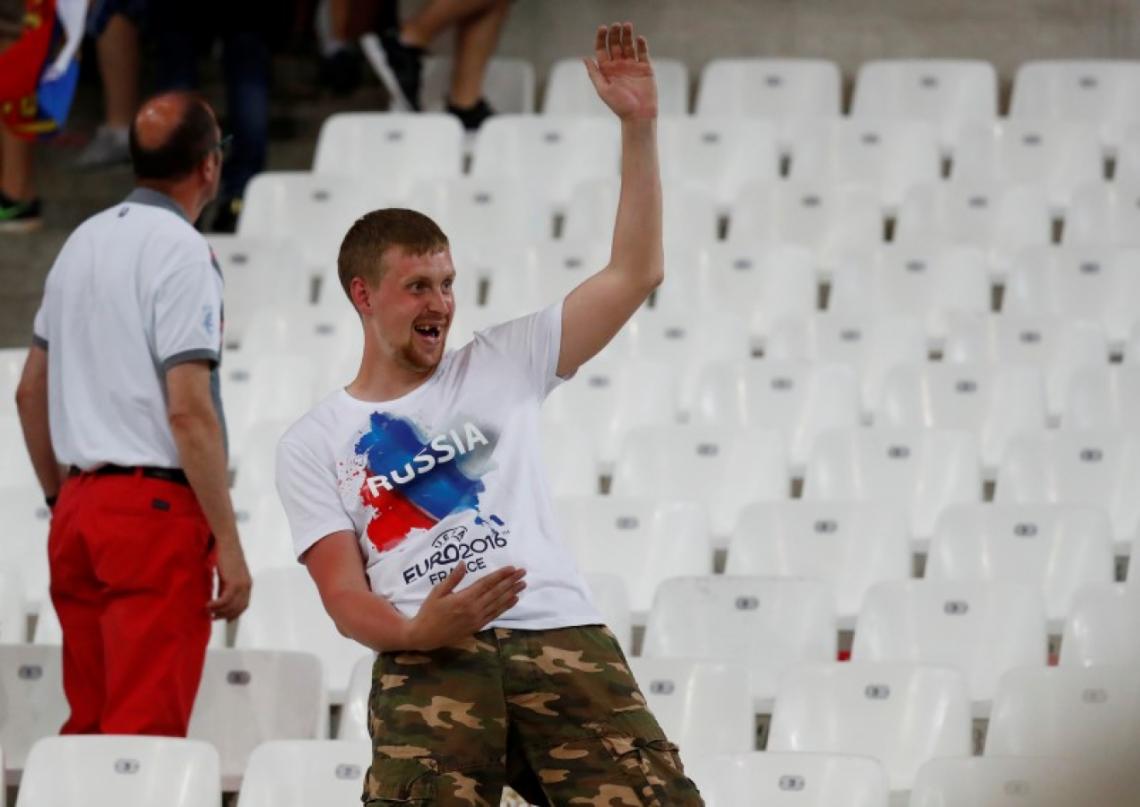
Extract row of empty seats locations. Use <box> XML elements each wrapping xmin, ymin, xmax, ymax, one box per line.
<box><xmin>2</xmin><ymin>655</ymin><xmax>1137</xmax><ymax>803</ymax></box>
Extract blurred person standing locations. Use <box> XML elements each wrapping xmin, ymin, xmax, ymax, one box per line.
<box><xmin>15</xmin><ymin>91</ymin><xmax>252</xmax><ymax>736</ymax></box>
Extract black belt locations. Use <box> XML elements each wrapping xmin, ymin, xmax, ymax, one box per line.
<box><xmin>69</xmin><ymin>464</ymin><xmax>190</xmax><ymax>486</ymax></box>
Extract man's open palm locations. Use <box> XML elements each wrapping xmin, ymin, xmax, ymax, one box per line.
<box><xmin>584</xmin><ymin>22</ymin><xmax>657</xmax><ymax>121</ymax></box>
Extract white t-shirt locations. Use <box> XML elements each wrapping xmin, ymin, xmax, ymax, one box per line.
<box><xmin>276</xmin><ymin>302</ymin><xmax>602</xmax><ymax>630</ymax></box>
<box><xmin>32</xmin><ymin>189</ymin><xmax>225</xmax><ymax>469</ymax></box>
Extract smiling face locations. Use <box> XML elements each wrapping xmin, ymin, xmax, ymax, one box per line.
<box><xmin>356</xmin><ymin>245</ymin><xmax>456</xmax><ymax>377</ymax></box>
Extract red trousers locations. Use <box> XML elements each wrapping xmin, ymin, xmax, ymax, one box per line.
<box><xmin>48</xmin><ymin>470</ymin><xmax>215</xmax><ymax>736</ymax></box>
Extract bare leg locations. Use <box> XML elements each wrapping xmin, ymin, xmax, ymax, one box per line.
<box><xmin>400</xmin><ymin>0</ymin><xmax>502</xmax><ymax>47</ymax></box>
<box><xmin>1</xmin><ymin>130</ymin><xmax>35</xmax><ymax>201</ymax></box>
<box><xmin>97</xmin><ymin>14</ymin><xmax>139</xmax><ymax>129</ymax></box>
<box><xmin>448</xmin><ymin>0</ymin><xmax>509</xmax><ymax>107</ymax></box>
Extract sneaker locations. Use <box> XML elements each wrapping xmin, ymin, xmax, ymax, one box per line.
<box><xmin>0</xmin><ymin>193</ymin><xmax>43</xmax><ymax>233</ymax></box>
<box><xmin>318</xmin><ymin>47</ymin><xmax>362</xmax><ymax>96</ymax></box>
<box><xmin>211</xmin><ymin>196</ymin><xmax>242</xmax><ymax>234</ymax></box>
<box><xmin>75</xmin><ymin>125</ymin><xmax>130</xmax><ymax>169</ymax></box>
<box><xmin>373</xmin><ymin>29</ymin><xmax>423</xmax><ymax>111</ymax></box>
<box><xmin>446</xmin><ymin>97</ymin><xmax>495</xmax><ymax>131</ymax></box>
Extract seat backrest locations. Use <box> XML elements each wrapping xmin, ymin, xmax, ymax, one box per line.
<box><xmin>238</xmin><ymin>739</ymin><xmax>372</xmax><ymax>807</ymax></box>
<box><xmin>1011</xmin><ymin>60</ymin><xmax>1140</xmax><ymax>150</ymax></box>
<box><xmin>562</xmin><ymin>177</ymin><xmax>719</xmax><ymax>245</ymax></box>
<box><xmin>927</xmin><ymin>503</ymin><xmax>1114</xmax><ymax>625</ymax></box>
<box><xmin>1064</xmin><ymin>181</ymin><xmax>1140</xmax><ymax>249</ymax></box>
<box><xmin>188</xmin><ymin>648</ymin><xmax>326</xmax><ymax>785</ymax></box>
<box><xmin>0</xmin><ymin>485</ymin><xmax>49</xmax><ymax>608</ymax></box>
<box><xmin>642</xmin><ymin>576</ymin><xmax>837</xmax><ymax>707</ymax></box>
<box><xmin>1060</xmin><ymin>583</ymin><xmax>1140</xmax><ymax>667</ymax></box>
<box><xmin>554</xmin><ymin>496</ymin><xmax>712</xmax><ymax>614</ymax></box>
<box><xmin>540</xmin><ymin>423</ymin><xmax>600</xmax><ymax>496</ymax></box>
<box><xmin>312</xmin><ymin>112</ymin><xmax>464</xmax><ymax>193</ymax></box>
<box><xmin>658</xmin><ymin>118</ymin><xmax>780</xmax><ymax>205</ymax></box>
<box><xmin>0</xmin><ymin>645</ymin><xmax>68</xmax><ymax>773</ymax></box>
<box><xmin>581</xmin><ymin>573</ymin><xmax>633</xmax><ymax>653</ymax></box>
<box><xmin>986</xmin><ymin>666</ymin><xmax>1140</xmax><ymax>758</ymax></box>
<box><xmin>851</xmin><ymin>580</ymin><xmax>1047</xmax><ymax>707</ymax></box>
<box><xmin>17</xmin><ymin>735</ymin><xmax>220</xmax><ymax>807</ymax></box>
<box><xmin>768</xmin><ymin>662</ymin><xmax>972</xmax><ymax>793</ymax></box>
<box><xmin>544</xmin><ymin>57</ymin><xmax>689</xmax><ymax>116</ymax></box>
<box><xmin>910</xmin><ymin>755</ymin><xmax>1082</xmax><ymax>807</ymax></box>
<box><xmin>610</xmin><ymin>426</ymin><xmax>790</xmax><ymax>538</ymax></box>
<box><xmin>337</xmin><ymin>653</ymin><xmax>375</xmax><ymax>742</ymax></box>
<box><xmin>696</xmin><ymin>59</ymin><xmax>841</xmax><ymax>121</ymax></box>
<box><xmin>686</xmin><ymin>751</ymin><xmax>889</xmax><ymax>807</ymax></box>
<box><xmin>628</xmin><ymin>658</ymin><xmax>755</xmax><ymax>756</ymax></box>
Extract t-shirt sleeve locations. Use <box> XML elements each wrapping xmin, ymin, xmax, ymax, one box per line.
<box><xmin>153</xmin><ymin>257</ymin><xmax>223</xmax><ymax>371</ymax></box>
<box><xmin>276</xmin><ymin>434</ymin><xmax>356</xmax><ymax>561</ymax></box>
<box><xmin>32</xmin><ymin>303</ymin><xmax>48</xmax><ymax>349</ymax></box>
<box><xmin>475</xmin><ymin>300</ymin><xmax>567</xmax><ymax>399</ymax></box>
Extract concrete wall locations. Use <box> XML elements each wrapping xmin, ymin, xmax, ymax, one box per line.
<box><xmin>425</xmin><ymin>0</ymin><xmax>1140</xmax><ymax>109</ymax></box>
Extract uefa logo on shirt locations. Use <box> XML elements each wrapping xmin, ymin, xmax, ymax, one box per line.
<box><xmin>201</xmin><ymin>305</ymin><xmax>215</xmax><ymax>335</ymax></box>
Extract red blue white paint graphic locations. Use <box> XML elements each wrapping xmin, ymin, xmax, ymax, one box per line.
<box><xmin>354</xmin><ymin>412</ymin><xmax>491</xmax><ymax>553</ymax></box>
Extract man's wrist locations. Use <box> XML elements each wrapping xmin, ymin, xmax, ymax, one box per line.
<box><xmin>400</xmin><ymin>616</ymin><xmax>424</xmax><ymax>652</ymax></box>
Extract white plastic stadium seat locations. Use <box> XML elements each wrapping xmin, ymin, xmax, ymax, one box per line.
<box><xmin>234</xmin><ymin>567</ymin><xmax>372</xmax><ymax>705</ymax></box>
<box><xmin>188</xmin><ymin>648</ymin><xmax>326</xmax><ymax>789</ymax></box>
<box><xmin>692</xmin><ymin>361</ymin><xmax>860</xmax><ymax>473</ymax></box>
<box><xmin>601</xmin><ymin>308</ymin><xmax>752</xmax><ymax>417</ymax></box>
<box><xmin>727</xmin><ymin>181</ymin><xmax>884</xmax><ymax>272</ymax></box>
<box><xmin>941</xmin><ymin>313</ymin><xmax>1110</xmax><ymax>418</ymax></box>
<box><xmin>481</xmin><ymin>241</ymin><xmax>600</xmax><ymax>322</ymax></box>
<box><xmin>610</xmin><ymin>426</ymin><xmax>790</xmax><ymax>543</ymax></box>
<box><xmin>0</xmin><ymin>645</ymin><xmax>68</xmax><ymax>779</ymax></box>
<box><xmin>765</xmin><ymin>314</ymin><xmax>929</xmax><ymax>413</ymax></box>
<box><xmin>230</xmin><ymin>493</ymin><xmax>300</xmax><ymax>576</ymax></box>
<box><xmin>657</xmin><ymin>118</ymin><xmax>780</xmax><ymax>208</ymax></box>
<box><xmin>802</xmin><ymin>428</ymin><xmax>983</xmax><ymax>551</ymax></box>
<box><xmin>237</xmin><ymin>739</ymin><xmax>372</xmax><ymax>807</ymax></box>
<box><xmin>909</xmin><ymin>756</ymin><xmax>1083</xmax><ymax>807</ymax></box>
<box><xmin>951</xmin><ymin>120</ymin><xmax>1103</xmax><ymax>213</ymax></box>
<box><xmin>408</xmin><ymin>176</ymin><xmax>550</xmax><ymax>248</ymax></box>
<box><xmin>0</xmin><ymin>347</ymin><xmax>28</xmax><ymax>417</ymax></box>
<box><xmin>768</xmin><ymin>662</ymin><xmax>972</xmax><ymax>795</ymax></box>
<box><xmin>1064</xmin><ymin>180</ymin><xmax>1140</xmax><ymax>248</ymax></box>
<box><xmin>894</xmin><ymin>182</ymin><xmax>1052</xmax><ymax>279</ymax></box>
<box><xmin>826</xmin><ymin>245</ymin><xmax>990</xmax><ymax>342</ymax></box>
<box><xmin>788</xmin><ymin>118</ymin><xmax>941</xmax><ymax>211</ymax></box>
<box><xmin>695</xmin><ymin>59</ymin><xmax>841</xmax><ymax>154</ymax></box>
<box><xmin>203</xmin><ymin>235</ymin><xmax>309</xmax><ymax>350</ymax></box>
<box><xmin>581</xmin><ymin>573</ymin><xmax>633</xmax><ymax>654</ymax></box>
<box><xmin>1003</xmin><ymin>245</ymin><xmax>1140</xmax><ymax>345</ymax></box>
<box><xmin>1060</xmin><ymin>583</ymin><xmax>1140</xmax><ymax>667</ymax></box>
<box><xmin>687</xmin><ymin>752</ymin><xmax>888</xmax><ymax>807</ymax></box>
<box><xmin>642</xmin><ymin>577</ymin><xmax>837</xmax><ymax>711</ymax></box>
<box><xmin>628</xmin><ymin>658</ymin><xmax>754</xmax><ymax>756</ymax></box>
<box><xmin>554</xmin><ymin>497</ymin><xmax>712</xmax><ymax>617</ymax></box>
<box><xmin>0</xmin><ymin>485</ymin><xmax>50</xmax><ymax>610</ymax></box>
<box><xmin>652</xmin><ymin>244</ymin><xmax>819</xmax><ymax>348</ymax></box>
<box><xmin>986</xmin><ymin>666</ymin><xmax>1140</xmax><ymax>759</ymax></box>
<box><xmin>222</xmin><ymin>353</ymin><xmax>321</xmax><ymax>456</ymax></box>
<box><xmin>543</xmin><ymin>357</ymin><xmax>677</xmax><ymax>472</ymax></box>
<box><xmin>544</xmin><ymin>57</ymin><xmax>689</xmax><ymax>116</ymax></box>
<box><xmin>851</xmin><ymin>581</ymin><xmax>1047</xmax><ymax>715</ymax></box>
<box><xmin>926</xmin><ymin>504</ymin><xmax>1114</xmax><ymax>628</ymax></box>
<box><xmin>996</xmin><ymin>430</ymin><xmax>1140</xmax><ymax>556</ymax></box>
<box><xmin>337</xmin><ymin>652</ymin><xmax>375</xmax><ymax>742</ymax></box>
<box><xmin>850</xmin><ymin>59</ymin><xmax>998</xmax><ymax>152</ymax></box>
<box><xmin>230</xmin><ymin>418</ymin><xmax>294</xmax><ymax>502</ymax></box>
<box><xmin>561</xmin><ymin>178</ymin><xmax>719</xmax><ymax>246</ymax></box>
<box><xmin>420</xmin><ymin>56</ymin><xmax>535</xmax><ymax>114</ymax></box>
<box><xmin>471</xmin><ymin>115</ymin><xmax>619</xmax><ymax>209</ymax></box>
<box><xmin>238</xmin><ymin>172</ymin><xmax>389</xmax><ymax>267</ymax></box>
<box><xmin>0</xmin><ymin>566</ymin><xmax>25</xmax><ymax>643</ymax></box>
<box><xmin>1065</xmin><ymin>365</ymin><xmax>1140</xmax><ymax>431</ymax></box>
<box><xmin>0</xmin><ymin>417</ymin><xmax>37</xmax><ymax>489</ymax></box>
<box><xmin>16</xmin><ymin>735</ymin><xmax>220</xmax><ymax>807</ymax></box>
<box><xmin>875</xmin><ymin>363</ymin><xmax>1048</xmax><ymax>471</ymax></box>
<box><xmin>312</xmin><ymin>113</ymin><xmax>463</xmax><ymax>194</ymax></box>
<box><xmin>1010</xmin><ymin>60</ymin><xmax>1140</xmax><ymax>154</ymax></box>
<box><xmin>726</xmin><ymin>501</ymin><xmax>910</xmax><ymax>628</ymax></box>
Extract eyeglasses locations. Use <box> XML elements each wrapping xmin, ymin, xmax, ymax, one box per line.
<box><xmin>213</xmin><ymin>134</ymin><xmax>233</xmax><ymax>160</ymax></box>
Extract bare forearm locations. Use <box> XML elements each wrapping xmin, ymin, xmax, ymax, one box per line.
<box><xmin>169</xmin><ymin>411</ymin><xmax>240</xmax><ymax>549</ymax></box>
<box><xmin>15</xmin><ymin>384</ymin><xmax>61</xmax><ymax>498</ymax></box>
<box><xmin>609</xmin><ymin>119</ymin><xmax>663</xmax><ymax>290</ymax></box>
<box><xmin>324</xmin><ymin>587</ymin><xmax>416</xmax><ymax>653</ymax></box>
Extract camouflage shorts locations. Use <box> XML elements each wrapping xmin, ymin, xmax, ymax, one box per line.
<box><xmin>363</xmin><ymin>625</ymin><xmax>705</xmax><ymax>806</ymax></box>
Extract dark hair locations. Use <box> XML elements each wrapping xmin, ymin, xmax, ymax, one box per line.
<box><xmin>338</xmin><ymin>208</ymin><xmax>450</xmax><ymax>299</ymax></box>
<box><xmin>129</xmin><ymin>94</ymin><xmax>218</xmax><ymax>181</ymax></box>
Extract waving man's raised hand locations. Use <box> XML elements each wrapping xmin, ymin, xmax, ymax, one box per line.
<box><xmin>584</xmin><ymin>22</ymin><xmax>657</xmax><ymax>121</ymax></box>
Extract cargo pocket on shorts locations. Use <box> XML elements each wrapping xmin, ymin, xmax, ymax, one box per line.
<box><xmin>597</xmin><ymin>734</ymin><xmax>703</xmax><ymax>806</ymax></box>
<box><xmin>363</xmin><ymin>758</ymin><xmax>438</xmax><ymax>805</ymax></box>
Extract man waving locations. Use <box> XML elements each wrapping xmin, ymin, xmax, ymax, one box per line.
<box><xmin>277</xmin><ymin>22</ymin><xmax>703</xmax><ymax>806</ymax></box>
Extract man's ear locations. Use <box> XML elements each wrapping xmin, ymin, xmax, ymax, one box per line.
<box><xmin>350</xmin><ymin>276</ymin><xmax>373</xmax><ymax>315</ymax></box>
